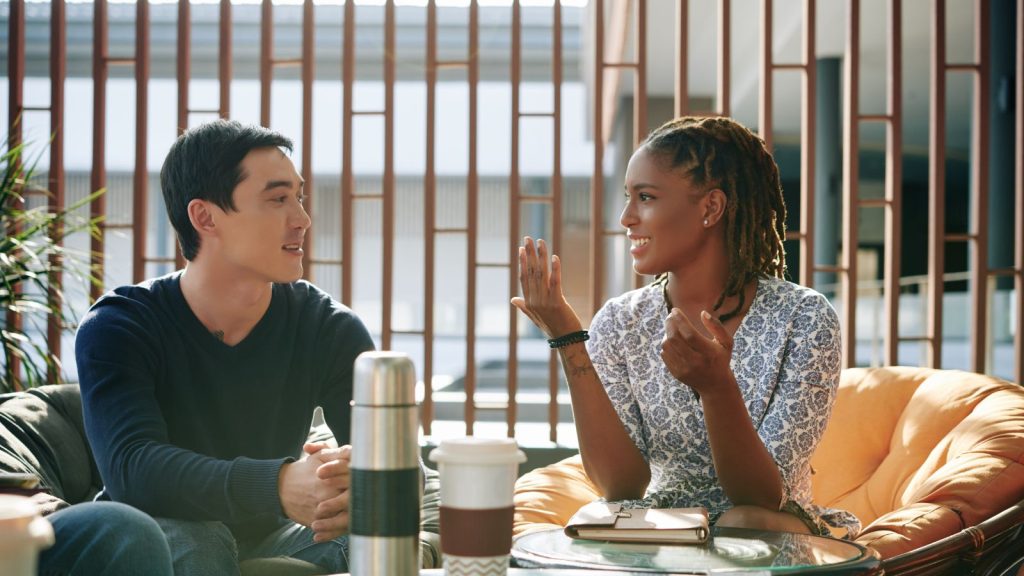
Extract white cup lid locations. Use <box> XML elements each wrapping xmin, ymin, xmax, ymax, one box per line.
<box><xmin>0</xmin><ymin>495</ymin><xmax>39</xmax><ymax>531</ymax></box>
<box><xmin>428</xmin><ymin>436</ymin><xmax>527</xmax><ymax>465</ymax></box>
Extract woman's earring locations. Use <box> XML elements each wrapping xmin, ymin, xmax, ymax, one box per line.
<box><xmin>703</xmin><ymin>219</ymin><xmax>709</xmax><ymax>227</ymax></box>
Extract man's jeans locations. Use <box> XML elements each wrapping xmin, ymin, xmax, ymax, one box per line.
<box><xmin>155</xmin><ymin>517</ymin><xmax>349</xmax><ymax>576</ymax></box>
<box><xmin>38</xmin><ymin>501</ymin><xmax>174</xmax><ymax>576</ymax></box>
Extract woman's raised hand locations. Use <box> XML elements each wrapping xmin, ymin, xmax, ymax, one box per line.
<box><xmin>660</xmin><ymin>309</ymin><xmax>735</xmax><ymax>398</ymax></box>
<box><xmin>510</xmin><ymin>236</ymin><xmax>582</xmax><ymax>339</ymax></box>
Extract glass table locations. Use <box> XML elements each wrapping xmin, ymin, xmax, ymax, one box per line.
<box><xmin>510</xmin><ymin>527</ymin><xmax>881</xmax><ymax>575</ymax></box>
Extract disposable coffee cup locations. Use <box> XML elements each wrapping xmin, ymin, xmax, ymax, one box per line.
<box><xmin>0</xmin><ymin>495</ymin><xmax>54</xmax><ymax>576</ymax></box>
<box><xmin>428</xmin><ymin>437</ymin><xmax>526</xmax><ymax>575</ymax></box>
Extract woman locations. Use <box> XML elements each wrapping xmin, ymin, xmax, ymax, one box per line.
<box><xmin>512</xmin><ymin>116</ymin><xmax>859</xmax><ymax>536</ymax></box>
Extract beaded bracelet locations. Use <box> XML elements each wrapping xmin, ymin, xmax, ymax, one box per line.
<box><xmin>547</xmin><ymin>330</ymin><xmax>589</xmax><ymax>349</ymax></box>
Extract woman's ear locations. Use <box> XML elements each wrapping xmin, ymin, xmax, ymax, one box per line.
<box><xmin>703</xmin><ymin>189</ymin><xmax>727</xmax><ymax>227</ymax></box>
<box><xmin>187</xmin><ymin>199</ymin><xmax>216</xmax><ymax>236</ymax></box>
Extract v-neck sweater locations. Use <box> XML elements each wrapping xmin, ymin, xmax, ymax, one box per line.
<box><xmin>75</xmin><ymin>272</ymin><xmax>374</xmax><ymax>539</ymax></box>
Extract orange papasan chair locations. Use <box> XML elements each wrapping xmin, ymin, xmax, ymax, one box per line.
<box><xmin>512</xmin><ymin>367</ymin><xmax>1024</xmax><ymax>575</ymax></box>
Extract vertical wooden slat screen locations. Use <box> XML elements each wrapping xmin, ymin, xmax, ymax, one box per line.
<box><xmin>47</xmin><ymin>0</ymin><xmax>67</xmax><ymax>383</ymax></box>
<box><xmin>174</xmin><ymin>0</ymin><xmax>231</xmax><ymax>269</ymax></box>
<box><xmin>422</xmin><ymin>0</ymin><xmax>438</xmax><ymax>435</ymax></box>
<box><xmin>260</xmin><ymin>0</ymin><xmax>272</xmax><ymax>128</ymax></box>
<box><xmin>301</xmin><ymin>0</ymin><xmax>315</xmax><ymax>279</ymax></box>
<box><xmin>590</xmin><ymin>0</ymin><xmax>605</xmax><ymax>315</ymax></box>
<box><xmin>758</xmin><ymin>0</ymin><xmax>772</xmax><ymax>152</ymax></box>
<box><xmin>883</xmin><ymin>0</ymin><xmax>903</xmax><ymax>367</ymax></box>
<box><xmin>339</xmin><ymin>1</ymin><xmax>395</xmax><ymax>355</ymax></box>
<box><xmin>132</xmin><ymin>0</ymin><xmax>149</xmax><ymax>285</ymax></box>
<box><xmin>507</xmin><ymin>0</ymin><xmax>566</xmax><ymax>441</ymax></box>
<box><xmin>927</xmin><ymin>1</ymin><xmax>991</xmax><ymax>372</ymax></box>
<box><xmin>717</xmin><ymin>0</ymin><xmax>730</xmax><ymax>117</ymax></box>
<box><xmin>843</xmin><ymin>0</ymin><xmax>903</xmax><ymax>369</ymax></box>
<box><xmin>1017</xmin><ymin>0</ymin><xmax>1024</xmax><ymax>386</ymax></box>
<box><xmin>219</xmin><ymin>0</ymin><xmax>231</xmax><ymax>120</ymax></box>
<box><xmin>258</xmin><ymin>0</ymin><xmax>316</xmax><ymax>278</ymax></box>
<box><xmin>175</xmin><ymin>0</ymin><xmax>192</xmax><ymax>273</ymax></box>
<box><xmin>926</xmin><ymin>1</ymin><xmax>945</xmax><ymax>369</ymax></box>
<box><xmin>591</xmin><ymin>0</ymin><xmax>647</xmax><ymax>311</ymax></box>
<box><xmin>381</xmin><ymin>0</ymin><xmax>396</xmax><ymax>350</ymax></box>
<box><xmin>6</xmin><ymin>0</ymin><xmax>25</xmax><ymax>387</ymax></box>
<box><xmin>842</xmin><ymin>0</ymin><xmax>860</xmax><ymax>370</ymax></box>
<box><xmin>549</xmin><ymin>0</ymin><xmax>564</xmax><ymax>442</ymax></box>
<box><xmin>797</xmin><ymin>0</ymin><xmax>816</xmax><ymax>292</ymax></box>
<box><xmin>675</xmin><ymin>0</ymin><xmax>688</xmax><ymax>117</ymax></box>
<box><xmin>509</xmin><ymin>0</ymin><xmax>522</xmax><ymax>437</ymax></box>
<box><xmin>969</xmin><ymin>1</ymin><xmax>990</xmax><ymax>374</ymax></box>
<box><xmin>89</xmin><ymin>0</ymin><xmax>107</xmax><ymax>302</ymax></box>
<box><xmin>464</xmin><ymin>0</ymin><xmax>479</xmax><ymax>433</ymax></box>
<box><xmin>6</xmin><ymin>0</ymin><xmax>1022</xmax><ymax>414</ymax></box>
<box><xmin>176</xmin><ymin>0</ymin><xmax>190</xmax><ymax>134</ymax></box>
<box><xmin>762</xmin><ymin>1</ymin><xmax>817</xmax><ymax>295</ymax></box>
<box><xmin>341</xmin><ymin>0</ymin><xmax>354</xmax><ymax>308</ymax></box>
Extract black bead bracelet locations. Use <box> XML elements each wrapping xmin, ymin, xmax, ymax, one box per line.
<box><xmin>547</xmin><ymin>330</ymin><xmax>589</xmax><ymax>349</ymax></box>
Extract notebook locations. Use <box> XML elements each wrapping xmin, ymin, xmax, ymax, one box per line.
<box><xmin>564</xmin><ymin>501</ymin><xmax>710</xmax><ymax>545</ymax></box>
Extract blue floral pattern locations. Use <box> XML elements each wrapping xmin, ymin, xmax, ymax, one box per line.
<box><xmin>586</xmin><ymin>276</ymin><xmax>861</xmax><ymax>536</ymax></box>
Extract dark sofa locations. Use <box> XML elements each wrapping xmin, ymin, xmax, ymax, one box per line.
<box><xmin>0</xmin><ymin>384</ymin><xmax>441</xmax><ymax>575</ymax></box>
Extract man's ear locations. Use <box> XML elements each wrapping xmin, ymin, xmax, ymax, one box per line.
<box><xmin>703</xmin><ymin>189</ymin><xmax>727</xmax><ymax>227</ymax></box>
<box><xmin>187</xmin><ymin>199</ymin><xmax>217</xmax><ymax>236</ymax></box>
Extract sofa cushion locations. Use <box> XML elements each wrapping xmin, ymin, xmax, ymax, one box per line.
<box><xmin>0</xmin><ymin>384</ymin><xmax>101</xmax><ymax>510</ymax></box>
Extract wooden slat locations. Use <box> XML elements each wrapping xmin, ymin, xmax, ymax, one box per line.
<box><xmin>591</xmin><ymin>0</ymin><xmax>605</xmax><ymax>315</ymax></box>
<box><xmin>422</xmin><ymin>0</ymin><xmax>438</xmax><ymax>435</ymax></box>
<box><xmin>675</xmin><ymin>0</ymin><xmax>689</xmax><ymax>117</ymax></box>
<box><xmin>7</xmin><ymin>0</ymin><xmax>25</xmax><ymax>388</ymax></box>
<box><xmin>90</xmin><ymin>0</ymin><xmax>108</xmax><ymax>302</ymax></box>
<box><xmin>342</xmin><ymin>0</ymin><xmax>354</xmax><ymax>306</ymax></box>
<box><xmin>47</xmin><ymin>0</ymin><xmax>67</xmax><ymax>382</ymax></box>
<box><xmin>759</xmin><ymin>0</ymin><xmax>773</xmax><ymax>150</ymax></box>
<box><xmin>465</xmin><ymin>0</ymin><xmax>480</xmax><ymax>434</ymax></box>
<box><xmin>841</xmin><ymin>0</ymin><xmax>859</xmax><ymax>369</ymax></box>
<box><xmin>882</xmin><ymin>0</ymin><xmax>903</xmax><ymax>366</ymax></box>
<box><xmin>509</xmin><ymin>0</ymin><xmax>521</xmax><ymax>439</ymax></box>
<box><xmin>799</xmin><ymin>0</ymin><xmax>816</xmax><ymax>290</ymax></box>
<box><xmin>1016</xmin><ymin>0</ymin><xmax>1024</xmax><ymax>385</ymax></box>
<box><xmin>927</xmin><ymin>0</ymin><xmax>946</xmax><ymax>368</ymax></box>
<box><xmin>969</xmin><ymin>0</ymin><xmax>990</xmax><ymax>373</ymax></box>
<box><xmin>301</xmin><ymin>0</ymin><xmax>315</xmax><ymax>280</ymax></box>
<box><xmin>132</xmin><ymin>0</ymin><xmax>150</xmax><ymax>285</ymax></box>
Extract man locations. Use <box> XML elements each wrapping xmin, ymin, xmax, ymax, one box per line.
<box><xmin>73</xmin><ymin>120</ymin><xmax>420</xmax><ymax>574</ymax></box>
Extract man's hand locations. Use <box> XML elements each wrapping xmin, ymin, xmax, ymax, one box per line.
<box><xmin>278</xmin><ymin>442</ymin><xmax>351</xmax><ymax>539</ymax></box>
<box><xmin>310</xmin><ymin>444</ymin><xmax>352</xmax><ymax>543</ymax></box>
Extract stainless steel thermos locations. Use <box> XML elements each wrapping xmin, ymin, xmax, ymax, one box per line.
<box><xmin>348</xmin><ymin>351</ymin><xmax>421</xmax><ymax>575</ymax></box>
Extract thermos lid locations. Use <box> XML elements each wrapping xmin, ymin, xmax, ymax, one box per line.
<box><xmin>428</xmin><ymin>436</ymin><xmax>527</xmax><ymax>466</ymax></box>
<box><xmin>353</xmin><ymin>351</ymin><xmax>417</xmax><ymax>406</ymax></box>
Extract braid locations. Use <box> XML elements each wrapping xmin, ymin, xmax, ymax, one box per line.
<box><xmin>642</xmin><ymin>116</ymin><xmax>787</xmax><ymax>322</ymax></box>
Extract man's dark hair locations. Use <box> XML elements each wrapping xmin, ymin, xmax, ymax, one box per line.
<box><xmin>160</xmin><ymin>120</ymin><xmax>293</xmax><ymax>260</ymax></box>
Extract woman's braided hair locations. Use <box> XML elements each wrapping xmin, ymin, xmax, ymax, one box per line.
<box><xmin>643</xmin><ymin>116</ymin><xmax>788</xmax><ymax>322</ymax></box>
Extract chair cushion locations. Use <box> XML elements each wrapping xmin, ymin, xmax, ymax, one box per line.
<box><xmin>811</xmin><ymin>367</ymin><xmax>1024</xmax><ymax>557</ymax></box>
<box><xmin>511</xmin><ymin>367</ymin><xmax>1024</xmax><ymax>563</ymax></box>
<box><xmin>513</xmin><ymin>454</ymin><xmax>597</xmax><ymax>536</ymax></box>
<box><xmin>0</xmin><ymin>384</ymin><xmax>101</xmax><ymax>510</ymax></box>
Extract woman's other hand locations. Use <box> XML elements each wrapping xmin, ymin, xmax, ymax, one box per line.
<box><xmin>510</xmin><ymin>236</ymin><xmax>582</xmax><ymax>339</ymax></box>
<box><xmin>660</xmin><ymin>309</ymin><xmax>735</xmax><ymax>397</ymax></box>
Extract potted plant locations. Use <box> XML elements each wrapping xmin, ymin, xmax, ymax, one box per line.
<box><xmin>1</xmin><ymin>132</ymin><xmax>102</xmax><ymax>392</ymax></box>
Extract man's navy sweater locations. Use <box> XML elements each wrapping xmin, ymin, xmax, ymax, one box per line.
<box><xmin>75</xmin><ymin>272</ymin><xmax>374</xmax><ymax>539</ymax></box>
